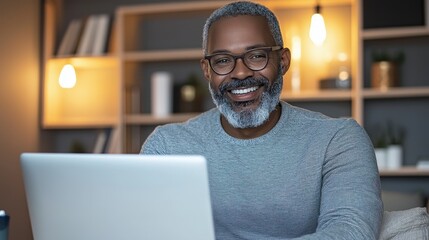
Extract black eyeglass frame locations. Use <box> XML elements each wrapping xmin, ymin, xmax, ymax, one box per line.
<box><xmin>204</xmin><ymin>46</ymin><xmax>283</xmax><ymax>75</ymax></box>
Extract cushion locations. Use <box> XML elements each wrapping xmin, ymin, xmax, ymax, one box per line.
<box><xmin>379</xmin><ymin>207</ymin><xmax>429</xmax><ymax>240</ymax></box>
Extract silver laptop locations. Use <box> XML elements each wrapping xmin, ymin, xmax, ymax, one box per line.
<box><xmin>20</xmin><ymin>153</ymin><xmax>215</xmax><ymax>240</ymax></box>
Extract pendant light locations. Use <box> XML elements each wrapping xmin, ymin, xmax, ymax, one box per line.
<box><xmin>309</xmin><ymin>1</ymin><xmax>327</xmax><ymax>46</ymax></box>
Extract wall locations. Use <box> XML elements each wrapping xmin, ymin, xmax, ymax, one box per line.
<box><xmin>0</xmin><ymin>0</ymin><xmax>40</xmax><ymax>239</ymax></box>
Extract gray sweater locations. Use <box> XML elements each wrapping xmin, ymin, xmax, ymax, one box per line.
<box><xmin>141</xmin><ymin>101</ymin><xmax>383</xmax><ymax>239</ymax></box>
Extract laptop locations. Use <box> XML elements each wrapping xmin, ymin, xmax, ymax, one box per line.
<box><xmin>20</xmin><ymin>153</ymin><xmax>215</xmax><ymax>240</ymax></box>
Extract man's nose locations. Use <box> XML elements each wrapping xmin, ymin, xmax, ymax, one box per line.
<box><xmin>230</xmin><ymin>58</ymin><xmax>254</xmax><ymax>79</ymax></box>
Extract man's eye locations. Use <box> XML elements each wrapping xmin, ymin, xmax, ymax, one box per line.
<box><xmin>213</xmin><ymin>57</ymin><xmax>232</xmax><ymax>65</ymax></box>
<box><xmin>247</xmin><ymin>51</ymin><xmax>267</xmax><ymax>60</ymax></box>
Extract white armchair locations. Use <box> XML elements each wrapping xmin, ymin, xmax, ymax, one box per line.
<box><xmin>379</xmin><ymin>207</ymin><xmax>429</xmax><ymax>240</ymax></box>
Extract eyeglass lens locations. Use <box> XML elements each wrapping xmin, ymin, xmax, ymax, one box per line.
<box><xmin>209</xmin><ymin>48</ymin><xmax>270</xmax><ymax>75</ymax></box>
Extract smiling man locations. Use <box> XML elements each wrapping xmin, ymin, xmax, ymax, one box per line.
<box><xmin>202</xmin><ymin>13</ymin><xmax>286</xmax><ymax>138</ymax></box>
<box><xmin>141</xmin><ymin>1</ymin><xmax>383</xmax><ymax>239</ymax></box>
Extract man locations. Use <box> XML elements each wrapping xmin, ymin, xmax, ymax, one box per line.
<box><xmin>141</xmin><ymin>1</ymin><xmax>383</xmax><ymax>239</ymax></box>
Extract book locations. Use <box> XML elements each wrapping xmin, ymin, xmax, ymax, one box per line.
<box><xmin>107</xmin><ymin>16</ymin><xmax>117</xmax><ymax>53</ymax></box>
<box><xmin>68</xmin><ymin>19</ymin><xmax>84</xmax><ymax>55</ymax></box>
<box><xmin>76</xmin><ymin>15</ymin><xmax>98</xmax><ymax>56</ymax></box>
<box><xmin>92</xmin><ymin>14</ymin><xmax>111</xmax><ymax>55</ymax></box>
<box><xmin>106</xmin><ymin>127</ymin><xmax>120</xmax><ymax>153</ymax></box>
<box><xmin>57</xmin><ymin>19</ymin><xmax>83</xmax><ymax>56</ymax></box>
<box><xmin>93</xmin><ymin>129</ymin><xmax>109</xmax><ymax>153</ymax></box>
<box><xmin>57</xmin><ymin>20</ymin><xmax>74</xmax><ymax>56</ymax></box>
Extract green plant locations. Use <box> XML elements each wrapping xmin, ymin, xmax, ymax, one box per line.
<box><xmin>386</xmin><ymin>122</ymin><xmax>405</xmax><ymax>145</ymax></box>
<box><xmin>369</xmin><ymin>124</ymin><xmax>388</xmax><ymax>148</ymax></box>
<box><xmin>373</xmin><ymin>132</ymin><xmax>388</xmax><ymax>149</ymax></box>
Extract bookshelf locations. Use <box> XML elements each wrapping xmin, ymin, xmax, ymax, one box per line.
<box><xmin>360</xmin><ymin>0</ymin><xmax>429</xmax><ymax>166</ymax></box>
<box><xmin>43</xmin><ymin>0</ymin><xmax>429</xmax><ymax>162</ymax></box>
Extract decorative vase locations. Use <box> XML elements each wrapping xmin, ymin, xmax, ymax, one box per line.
<box><xmin>151</xmin><ymin>71</ymin><xmax>173</xmax><ymax>117</ymax></box>
<box><xmin>374</xmin><ymin>148</ymin><xmax>387</xmax><ymax>170</ymax></box>
<box><xmin>386</xmin><ymin>145</ymin><xmax>403</xmax><ymax>169</ymax></box>
<box><xmin>371</xmin><ymin>61</ymin><xmax>398</xmax><ymax>90</ymax></box>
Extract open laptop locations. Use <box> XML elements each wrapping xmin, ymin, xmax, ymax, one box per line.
<box><xmin>20</xmin><ymin>153</ymin><xmax>215</xmax><ymax>240</ymax></box>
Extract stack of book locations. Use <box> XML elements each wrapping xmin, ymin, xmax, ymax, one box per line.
<box><xmin>57</xmin><ymin>14</ymin><xmax>113</xmax><ymax>57</ymax></box>
<box><xmin>92</xmin><ymin>128</ymin><xmax>120</xmax><ymax>154</ymax></box>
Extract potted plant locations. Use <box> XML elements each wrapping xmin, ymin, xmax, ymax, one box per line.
<box><xmin>386</xmin><ymin>122</ymin><xmax>405</xmax><ymax>169</ymax></box>
<box><xmin>370</xmin><ymin>125</ymin><xmax>389</xmax><ymax>170</ymax></box>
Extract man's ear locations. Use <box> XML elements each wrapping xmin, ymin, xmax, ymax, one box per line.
<box><xmin>280</xmin><ymin>48</ymin><xmax>291</xmax><ymax>75</ymax></box>
<box><xmin>200</xmin><ymin>59</ymin><xmax>211</xmax><ymax>81</ymax></box>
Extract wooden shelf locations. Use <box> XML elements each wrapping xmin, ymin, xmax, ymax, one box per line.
<box><xmin>281</xmin><ymin>90</ymin><xmax>352</xmax><ymax>102</ymax></box>
<box><xmin>123</xmin><ymin>49</ymin><xmax>202</xmax><ymax>62</ymax></box>
<box><xmin>380</xmin><ymin>167</ymin><xmax>429</xmax><ymax>177</ymax></box>
<box><xmin>362</xmin><ymin>87</ymin><xmax>429</xmax><ymax>99</ymax></box>
<box><xmin>261</xmin><ymin>0</ymin><xmax>352</xmax><ymax>9</ymax></box>
<box><xmin>43</xmin><ymin>119</ymin><xmax>118</xmax><ymax>129</ymax></box>
<box><xmin>117</xmin><ymin>0</ymin><xmax>352</xmax><ymax>15</ymax></box>
<box><xmin>125</xmin><ymin>113</ymin><xmax>199</xmax><ymax>125</ymax></box>
<box><xmin>117</xmin><ymin>1</ymin><xmax>233</xmax><ymax>15</ymax></box>
<box><xmin>47</xmin><ymin>55</ymin><xmax>118</xmax><ymax>68</ymax></box>
<box><xmin>362</xmin><ymin>26</ymin><xmax>429</xmax><ymax>40</ymax></box>
<box><xmin>43</xmin><ymin>57</ymin><xmax>120</xmax><ymax>129</ymax></box>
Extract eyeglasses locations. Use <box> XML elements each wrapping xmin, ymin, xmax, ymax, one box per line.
<box><xmin>204</xmin><ymin>46</ymin><xmax>283</xmax><ymax>75</ymax></box>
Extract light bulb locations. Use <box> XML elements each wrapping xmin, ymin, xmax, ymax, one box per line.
<box><xmin>309</xmin><ymin>5</ymin><xmax>326</xmax><ymax>46</ymax></box>
<box><xmin>59</xmin><ymin>64</ymin><xmax>76</xmax><ymax>88</ymax></box>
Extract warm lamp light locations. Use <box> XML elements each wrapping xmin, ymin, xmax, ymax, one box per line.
<box><xmin>58</xmin><ymin>64</ymin><xmax>76</xmax><ymax>88</ymax></box>
<box><xmin>291</xmin><ymin>36</ymin><xmax>301</xmax><ymax>61</ymax></box>
<box><xmin>309</xmin><ymin>4</ymin><xmax>327</xmax><ymax>46</ymax></box>
<box><xmin>291</xmin><ymin>36</ymin><xmax>301</xmax><ymax>92</ymax></box>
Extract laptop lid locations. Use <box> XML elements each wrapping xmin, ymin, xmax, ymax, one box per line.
<box><xmin>20</xmin><ymin>153</ymin><xmax>215</xmax><ymax>240</ymax></box>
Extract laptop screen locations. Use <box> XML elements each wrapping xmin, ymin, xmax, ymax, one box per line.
<box><xmin>21</xmin><ymin>153</ymin><xmax>215</xmax><ymax>240</ymax></box>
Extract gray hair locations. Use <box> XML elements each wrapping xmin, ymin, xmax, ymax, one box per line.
<box><xmin>202</xmin><ymin>1</ymin><xmax>283</xmax><ymax>55</ymax></box>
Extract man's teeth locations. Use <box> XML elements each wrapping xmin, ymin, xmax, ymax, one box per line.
<box><xmin>231</xmin><ymin>86</ymin><xmax>259</xmax><ymax>95</ymax></box>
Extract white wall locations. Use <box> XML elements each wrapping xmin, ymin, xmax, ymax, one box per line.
<box><xmin>0</xmin><ymin>0</ymin><xmax>40</xmax><ymax>239</ymax></box>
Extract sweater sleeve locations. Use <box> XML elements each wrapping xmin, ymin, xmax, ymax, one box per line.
<box><xmin>140</xmin><ymin>127</ymin><xmax>168</xmax><ymax>154</ymax></box>
<box><xmin>294</xmin><ymin>119</ymin><xmax>383</xmax><ymax>239</ymax></box>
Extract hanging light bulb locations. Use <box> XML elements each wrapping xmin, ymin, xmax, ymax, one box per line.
<box><xmin>58</xmin><ymin>64</ymin><xmax>76</xmax><ymax>88</ymax></box>
<box><xmin>309</xmin><ymin>3</ymin><xmax>327</xmax><ymax>46</ymax></box>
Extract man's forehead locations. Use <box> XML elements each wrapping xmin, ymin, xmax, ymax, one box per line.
<box><xmin>207</xmin><ymin>15</ymin><xmax>275</xmax><ymax>53</ymax></box>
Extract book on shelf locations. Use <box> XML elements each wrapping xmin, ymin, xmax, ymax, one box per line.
<box><xmin>93</xmin><ymin>128</ymin><xmax>111</xmax><ymax>154</ymax></box>
<box><xmin>106</xmin><ymin>127</ymin><xmax>120</xmax><ymax>154</ymax></box>
<box><xmin>106</xmin><ymin>16</ymin><xmax>117</xmax><ymax>53</ymax></box>
<box><xmin>70</xmin><ymin>14</ymin><xmax>112</xmax><ymax>56</ymax></box>
<box><xmin>92</xmin><ymin>14</ymin><xmax>112</xmax><ymax>55</ymax></box>
<box><xmin>56</xmin><ymin>18</ymin><xmax>83</xmax><ymax>56</ymax></box>
<box><xmin>76</xmin><ymin>15</ymin><xmax>98</xmax><ymax>56</ymax></box>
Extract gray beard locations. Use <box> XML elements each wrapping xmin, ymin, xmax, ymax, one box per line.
<box><xmin>208</xmin><ymin>72</ymin><xmax>283</xmax><ymax>129</ymax></box>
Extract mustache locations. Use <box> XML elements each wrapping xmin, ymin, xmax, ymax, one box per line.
<box><xmin>218</xmin><ymin>77</ymin><xmax>270</xmax><ymax>95</ymax></box>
